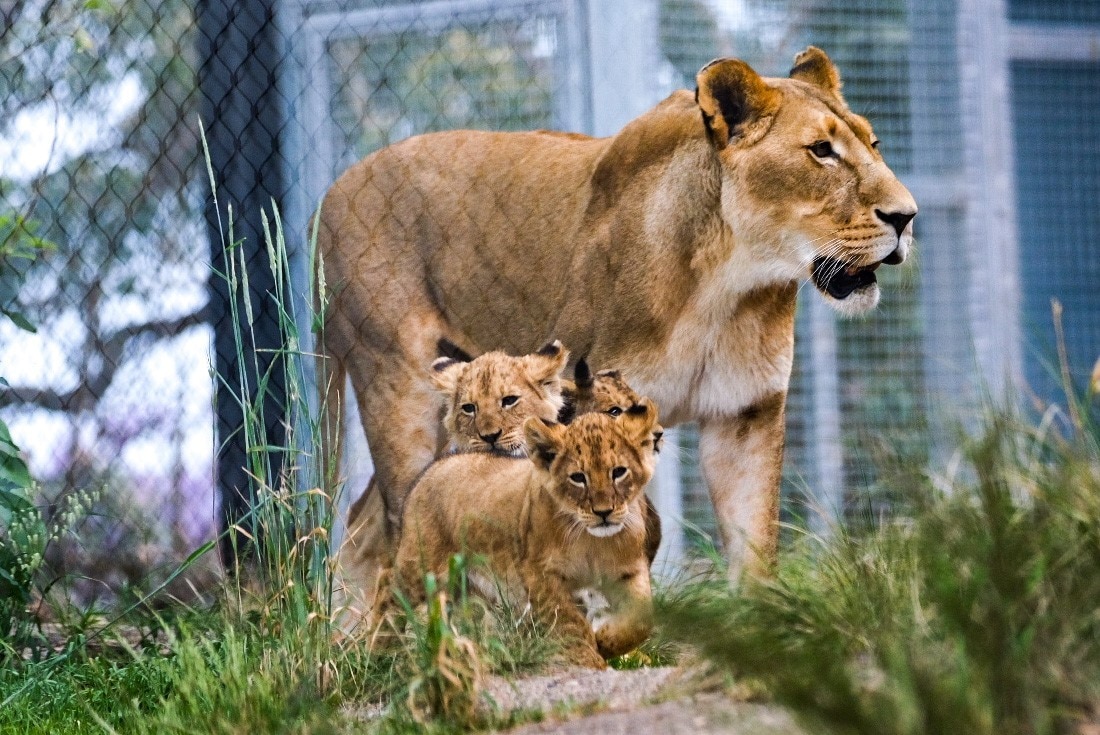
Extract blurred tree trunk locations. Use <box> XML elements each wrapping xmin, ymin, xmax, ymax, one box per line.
<box><xmin>197</xmin><ymin>0</ymin><xmax>287</xmax><ymax>567</ymax></box>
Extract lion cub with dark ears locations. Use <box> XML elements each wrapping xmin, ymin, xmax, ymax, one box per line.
<box><xmin>395</xmin><ymin>402</ymin><xmax>660</xmax><ymax>669</ymax></box>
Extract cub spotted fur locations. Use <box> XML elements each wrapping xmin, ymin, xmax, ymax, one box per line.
<box><xmin>431</xmin><ymin>341</ymin><xmax>568</xmax><ymax>455</ymax></box>
<box><xmin>395</xmin><ymin>402</ymin><xmax>660</xmax><ymax>668</ymax></box>
<box><xmin>331</xmin><ymin>342</ymin><xmax>569</xmax><ymax>635</ymax></box>
<box><xmin>563</xmin><ymin>358</ymin><xmax>663</xmax><ymax>566</ymax></box>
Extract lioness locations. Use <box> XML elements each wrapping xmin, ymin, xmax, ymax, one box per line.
<box><xmin>318</xmin><ymin>47</ymin><xmax>916</xmax><ymax>580</ymax></box>
<box><xmin>395</xmin><ymin>403</ymin><xmax>661</xmax><ymax>669</ymax></box>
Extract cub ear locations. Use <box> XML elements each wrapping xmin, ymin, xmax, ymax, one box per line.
<box><xmin>695</xmin><ymin>58</ymin><xmax>781</xmax><ymax>150</ymax></box>
<box><xmin>789</xmin><ymin>46</ymin><xmax>842</xmax><ymax>97</ymax></box>
<box><xmin>573</xmin><ymin>357</ymin><xmax>594</xmax><ymax>390</ymax></box>
<box><xmin>429</xmin><ymin>357</ymin><xmax>465</xmax><ymax>395</ymax></box>
<box><xmin>436</xmin><ymin>337</ymin><xmax>475</xmax><ymax>364</ymax></box>
<box><xmin>525</xmin><ymin>340</ymin><xmax>570</xmax><ymax>384</ymax></box>
<box><xmin>620</xmin><ymin>398</ymin><xmax>659</xmax><ymax>443</ymax></box>
<box><xmin>524</xmin><ymin>417</ymin><xmax>564</xmax><ymax>470</ymax></box>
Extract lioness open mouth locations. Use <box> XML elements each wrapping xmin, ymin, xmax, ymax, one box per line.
<box><xmin>811</xmin><ymin>256</ymin><xmax>884</xmax><ymax>300</ymax></box>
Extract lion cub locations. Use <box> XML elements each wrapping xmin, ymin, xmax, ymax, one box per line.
<box><xmin>332</xmin><ymin>341</ymin><xmax>568</xmax><ymax>636</ymax></box>
<box><xmin>430</xmin><ymin>340</ymin><xmax>568</xmax><ymax>455</ymax></box>
<box><xmin>395</xmin><ymin>402</ymin><xmax>660</xmax><ymax>669</ymax></box>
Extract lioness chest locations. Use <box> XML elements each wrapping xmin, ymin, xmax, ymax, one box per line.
<box><xmin>618</xmin><ymin>280</ymin><xmax>798</xmax><ymax>424</ymax></box>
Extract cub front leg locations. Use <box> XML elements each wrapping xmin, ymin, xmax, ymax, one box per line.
<box><xmin>522</xmin><ymin>565</ymin><xmax>605</xmax><ymax>669</ymax></box>
<box><xmin>699</xmin><ymin>391</ymin><xmax>786</xmax><ymax>584</ymax></box>
<box><xmin>593</xmin><ymin>563</ymin><xmax>653</xmax><ymax>659</ymax></box>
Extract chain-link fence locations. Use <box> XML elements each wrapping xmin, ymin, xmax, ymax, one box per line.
<box><xmin>2</xmin><ymin>0</ymin><xmax>1098</xmax><ymax>604</ymax></box>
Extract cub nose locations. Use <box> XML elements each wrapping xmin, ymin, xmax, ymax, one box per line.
<box><xmin>479</xmin><ymin>430</ymin><xmax>501</xmax><ymax>446</ymax></box>
<box><xmin>875</xmin><ymin>208</ymin><xmax>916</xmax><ymax>238</ymax></box>
<box><xmin>593</xmin><ymin>508</ymin><xmax>613</xmax><ymax>523</ymax></box>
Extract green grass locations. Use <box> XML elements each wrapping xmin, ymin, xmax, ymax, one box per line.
<box><xmin>0</xmin><ymin>160</ymin><xmax>570</xmax><ymax>733</ymax></box>
<box><xmin>660</xmin><ymin>401</ymin><xmax>1100</xmax><ymax>735</ymax></box>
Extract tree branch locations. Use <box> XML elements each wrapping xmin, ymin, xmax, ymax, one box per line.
<box><xmin>0</xmin><ymin>310</ymin><xmax>207</xmax><ymax>411</ymax></box>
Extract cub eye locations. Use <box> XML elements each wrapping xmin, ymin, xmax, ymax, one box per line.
<box><xmin>611</xmin><ymin>466</ymin><xmax>627</xmax><ymax>480</ymax></box>
<box><xmin>501</xmin><ymin>395</ymin><xmax>519</xmax><ymax>408</ymax></box>
<box><xmin>460</xmin><ymin>403</ymin><xmax>476</xmax><ymax>415</ymax></box>
<box><xmin>808</xmin><ymin>140</ymin><xmax>836</xmax><ymax>159</ymax></box>
<box><xmin>606</xmin><ymin>406</ymin><xmax>623</xmax><ymax>417</ymax></box>
<box><xmin>568</xmin><ymin>472</ymin><xmax>587</xmax><ymax>486</ymax></box>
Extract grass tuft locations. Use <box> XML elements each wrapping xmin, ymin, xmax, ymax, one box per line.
<box><xmin>660</xmin><ymin>400</ymin><xmax>1100</xmax><ymax>735</ymax></box>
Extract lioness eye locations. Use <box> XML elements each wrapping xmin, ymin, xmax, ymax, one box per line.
<box><xmin>611</xmin><ymin>466</ymin><xmax>627</xmax><ymax>480</ymax></box>
<box><xmin>808</xmin><ymin>140</ymin><xmax>836</xmax><ymax>159</ymax></box>
<box><xmin>460</xmin><ymin>403</ymin><xmax>476</xmax><ymax>415</ymax></box>
<box><xmin>501</xmin><ymin>395</ymin><xmax>519</xmax><ymax>408</ymax></box>
<box><xmin>871</xmin><ymin>139</ymin><xmax>881</xmax><ymax>150</ymax></box>
<box><xmin>606</xmin><ymin>406</ymin><xmax>623</xmax><ymax>417</ymax></box>
<box><xmin>569</xmin><ymin>472</ymin><xmax>586</xmax><ymax>485</ymax></box>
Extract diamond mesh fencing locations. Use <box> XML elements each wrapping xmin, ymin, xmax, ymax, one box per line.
<box><xmin>1</xmin><ymin>0</ymin><xmax>1097</xmax><ymax>604</ymax></box>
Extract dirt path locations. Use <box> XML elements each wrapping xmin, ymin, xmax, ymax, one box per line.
<box><xmin>483</xmin><ymin>667</ymin><xmax>803</xmax><ymax>735</ymax></box>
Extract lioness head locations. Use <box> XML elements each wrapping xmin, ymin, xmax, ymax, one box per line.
<box><xmin>696</xmin><ymin>46</ymin><xmax>917</xmax><ymax>314</ymax></box>
<box><xmin>524</xmin><ymin>400</ymin><xmax>658</xmax><ymax>539</ymax></box>
<box><xmin>431</xmin><ymin>340</ymin><xmax>568</xmax><ymax>455</ymax></box>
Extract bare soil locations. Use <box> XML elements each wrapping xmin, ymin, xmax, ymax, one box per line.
<box><xmin>482</xmin><ymin>666</ymin><xmax>804</xmax><ymax>735</ymax></box>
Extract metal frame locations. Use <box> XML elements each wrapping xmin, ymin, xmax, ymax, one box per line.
<box><xmin>956</xmin><ymin>0</ymin><xmax>1023</xmax><ymax>398</ymax></box>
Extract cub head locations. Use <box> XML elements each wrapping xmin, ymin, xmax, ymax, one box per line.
<box><xmin>695</xmin><ymin>46</ymin><xmax>917</xmax><ymax>315</ymax></box>
<box><xmin>561</xmin><ymin>359</ymin><xmax>664</xmax><ymax>453</ymax></box>
<box><xmin>431</xmin><ymin>340</ymin><xmax>568</xmax><ymax>455</ymax></box>
<box><xmin>524</xmin><ymin>399</ymin><xmax>659</xmax><ymax>539</ymax></box>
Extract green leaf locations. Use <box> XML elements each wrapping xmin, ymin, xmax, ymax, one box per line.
<box><xmin>0</xmin><ymin>420</ymin><xmax>31</xmax><ymax>493</ymax></box>
<box><xmin>1</xmin><ymin>309</ymin><xmax>35</xmax><ymax>333</ymax></box>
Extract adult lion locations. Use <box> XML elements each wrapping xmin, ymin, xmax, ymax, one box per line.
<box><xmin>317</xmin><ymin>47</ymin><xmax>916</xmax><ymax>581</ymax></box>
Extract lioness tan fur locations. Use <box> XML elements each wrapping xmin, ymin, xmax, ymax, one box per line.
<box><xmin>317</xmin><ymin>47</ymin><xmax>917</xmax><ymax>580</ymax></box>
<box><xmin>332</xmin><ymin>343</ymin><xmax>570</xmax><ymax>635</ymax></box>
<box><xmin>395</xmin><ymin>403</ymin><xmax>660</xmax><ymax>668</ymax></box>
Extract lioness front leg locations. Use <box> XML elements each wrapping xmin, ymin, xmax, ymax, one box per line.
<box><xmin>522</xmin><ymin>565</ymin><xmax>605</xmax><ymax>669</ymax></box>
<box><xmin>700</xmin><ymin>391</ymin><xmax>786</xmax><ymax>584</ymax></box>
<box><xmin>593</xmin><ymin>564</ymin><xmax>653</xmax><ymax>659</ymax></box>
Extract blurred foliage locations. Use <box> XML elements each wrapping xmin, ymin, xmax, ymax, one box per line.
<box><xmin>330</xmin><ymin>21</ymin><xmax>556</xmax><ymax>165</ymax></box>
<box><xmin>0</xmin><ymin>0</ymin><xmax>205</xmax><ymax>424</ymax></box>
<box><xmin>661</xmin><ymin>397</ymin><xmax>1100</xmax><ymax>735</ymax></box>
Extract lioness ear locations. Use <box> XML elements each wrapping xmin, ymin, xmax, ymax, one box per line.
<box><xmin>620</xmin><ymin>398</ymin><xmax>659</xmax><ymax>443</ymax></box>
<box><xmin>695</xmin><ymin>58</ymin><xmax>781</xmax><ymax>150</ymax></box>
<box><xmin>789</xmin><ymin>46</ymin><xmax>842</xmax><ymax>97</ymax></box>
<box><xmin>429</xmin><ymin>357</ymin><xmax>465</xmax><ymax>395</ymax></box>
<box><xmin>525</xmin><ymin>340</ymin><xmax>570</xmax><ymax>385</ymax></box>
<box><xmin>524</xmin><ymin>417</ymin><xmax>563</xmax><ymax>470</ymax></box>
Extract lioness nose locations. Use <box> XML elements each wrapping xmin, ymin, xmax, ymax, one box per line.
<box><xmin>593</xmin><ymin>509</ymin><xmax>613</xmax><ymax>522</ymax></box>
<box><xmin>479</xmin><ymin>430</ymin><xmax>501</xmax><ymax>445</ymax></box>
<box><xmin>875</xmin><ymin>208</ymin><xmax>916</xmax><ymax>237</ymax></box>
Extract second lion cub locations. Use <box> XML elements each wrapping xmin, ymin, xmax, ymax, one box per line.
<box><xmin>395</xmin><ymin>402</ymin><xmax>661</xmax><ymax>668</ymax></box>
